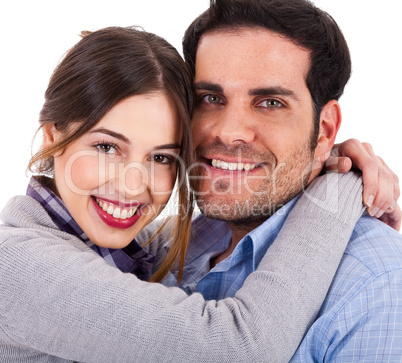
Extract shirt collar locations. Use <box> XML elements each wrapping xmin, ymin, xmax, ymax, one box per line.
<box><xmin>174</xmin><ymin>196</ymin><xmax>300</xmax><ymax>289</ymax></box>
<box><xmin>246</xmin><ymin>196</ymin><xmax>300</xmax><ymax>270</ymax></box>
<box><xmin>26</xmin><ymin>176</ymin><xmax>155</xmax><ymax>279</ymax></box>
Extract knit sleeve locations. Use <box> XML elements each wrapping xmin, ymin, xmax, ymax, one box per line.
<box><xmin>0</xmin><ymin>172</ymin><xmax>364</xmax><ymax>363</ymax></box>
<box><xmin>237</xmin><ymin>171</ymin><xmax>365</xmax><ymax>359</ymax></box>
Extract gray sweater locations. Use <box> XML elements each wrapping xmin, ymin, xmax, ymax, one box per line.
<box><xmin>0</xmin><ymin>172</ymin><xmax>364</xmax><ymax>362</ymax></box>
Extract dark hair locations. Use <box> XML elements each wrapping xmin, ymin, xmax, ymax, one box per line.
<box><xmin>183</xmin><ymin>0</ymin><xmax>351</xmax><ymax>134</ymax></box>
<box><xmin>29</xmin><ymin>26</ymin><xmax>194</xmax><ymax>282</ymax></box>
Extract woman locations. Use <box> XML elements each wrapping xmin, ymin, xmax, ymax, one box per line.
<box><xmin>26</xmin><ymin>26</ymin><xmax>195</xmax><ymax>283</ymax></box>
<box><xmin>0</xmin><ymin>26</ymin><xmax>393</xmax><ymax>362</ymax></box>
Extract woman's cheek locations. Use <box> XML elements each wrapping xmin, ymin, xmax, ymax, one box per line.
<box><xmin>150</xmin><ymin>167</ymin><xmax>177</xmax><ymax>202</ymax></box>
<box><xmin>68</xmin><ymin>155</ymin><xmax>101</xmax><ymax>194</ymax></box>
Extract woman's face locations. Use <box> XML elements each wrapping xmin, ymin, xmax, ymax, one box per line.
<box><xmin>46</xmin><ymin>92</ymin><xmax>181</xmax><ymax>249</ymax></box>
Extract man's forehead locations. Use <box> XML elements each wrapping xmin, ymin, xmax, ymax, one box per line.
<box><xmin>194</xmin><ymin>27</ymin><xmax>311</xmax><ymax>94</ymax></box>
<box><xmin>196</xmin><ymin>26</ymin><xmax>310</xmax><ymax>56</ymax></box>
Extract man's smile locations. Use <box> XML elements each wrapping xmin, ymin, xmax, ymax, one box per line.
<box><xmin>211</xmin><ymin>158</ymin><xmax>260</xmax><ymax>171</ymax></box>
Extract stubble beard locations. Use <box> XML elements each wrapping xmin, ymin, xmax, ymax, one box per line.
<box><xmin>194</xmin><ymin>142</ymin><xmax>316</xmax><ymax>234</ymax></box>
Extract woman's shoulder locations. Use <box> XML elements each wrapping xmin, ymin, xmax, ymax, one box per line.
<box><xmin>0</xmin><ymin>195</ymin><xmax>91</xmax><ymax>253</ymax></box>
<box><xmin>1</xmin><ymin>195</ymin><xmax>55</xmax><ymax>229</ymax></box>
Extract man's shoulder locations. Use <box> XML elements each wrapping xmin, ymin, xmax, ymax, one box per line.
<box><xmin>325</xmin><ymin>213</ymin><xmax>401</xmax><ymax>307</ymax></box>
<box><xmin>291</xmin><ymin>215</ymin><xmax>402</xmax><ymax>362</ymax></box>
<box><xmin>343</xmin><ymin>213</ymin><xmax>402</xmax><ymax>276</ymax></box>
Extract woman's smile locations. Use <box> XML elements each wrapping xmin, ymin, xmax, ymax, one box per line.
<box><xmin>91</xmin><ymin>196</ymin><xmax>143</xmax><ymax>229</ymax></box>
<box><xmin>47</xmin><ymin>93</ymin><xmax>181</xmax><ymax>249</ymax></box>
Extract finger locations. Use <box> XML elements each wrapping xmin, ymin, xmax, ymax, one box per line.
<box><xmin>362</xmin><ymin>151</ymin><xmax>400</xmax><ymax>214</ymax></box>
<box><xmin>360</xmin><ymin>163</ymin><xmax>380</xmax><ymax>209</ymax></box>
<box><xmin>335</xmin><ymin>140</ymin><xmax>400</xmax><ymax>213</ymax></box>
<box><xmin>336</xmin><ymin>139</ymin><xmax>375</xmax><ymax>160</ymax></box>
<box><xmin>333</xmin><ymin>140</ymin><xmax>379</xmax><ymax>206</ymax></box>
<box><xmin>392</xmin><ymin>173</ymin><xmax>400</xmax><ymax>209</ymax></box>
<box><xmin>324</xmin><ymin>156</ymin><xmax>352</xmax><ymax>173</ymax></box>
<box><xmin>378</xmin><ymin>203</ymin><xmax>402</xmax><ymax>231</ymax></box>
<box><xmin>367</xmin><ymin>163</ymin><xmax>395</xmax><ymax>217</ymax></box>
<box><xmin>361</xmin><ymin>142</ymin><xmax>376</xmax><ymax>158</ymax></box>
<box><xmin>379</xmin><ymin>156</ymin><xmax>401</xmax><ymax>211</ymax></box>
<box><xmin>376</xmin><ymin>157</ymin><xmax>399</xmax><ymax>212</ymax></box>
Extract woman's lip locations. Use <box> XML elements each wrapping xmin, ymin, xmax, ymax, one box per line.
<box><xmin>91</xmin><ymin>197</ymin><xmax>142</xmax><ymax>230</ymax></box>
<box><xmin>92</xmin><ymin>196</ymin><xmax>140</xmax><ymax>208</ymax></box>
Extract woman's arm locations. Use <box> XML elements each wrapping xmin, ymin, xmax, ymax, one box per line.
<box><xmin>0</xmin><ymin>172</ymin><xmax>364</xmax><ymax>363</ymax></box>
<box><xmin>329</xmin><ymin>139</ymin><xmax>400</xmax><ymax>229</ymax></box>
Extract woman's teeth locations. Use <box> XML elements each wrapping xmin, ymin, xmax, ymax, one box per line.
<box><xmin>211</xmin><ymin>159</ymin><xmax>257</xmax><ymax>171</ymax></box>
<box><xmin>95</xmin><ymin>198</ymin><xmax>138</xmax><ymax>220</ymax></box>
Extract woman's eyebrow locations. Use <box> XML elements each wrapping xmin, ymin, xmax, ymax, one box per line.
<box><xmin>152</xmin><ymin>143</ymin><xmax>181</xmax><ymax>151</ymax></box>
<box><xmin>89</xmin><ymin>129</ymin><xmax>181</xmax><ymax>150</ymax></box>
<box><xmin>89</xmin><ymin>128</ymin><xmax>130</xmax><ymax>144</ymax></box>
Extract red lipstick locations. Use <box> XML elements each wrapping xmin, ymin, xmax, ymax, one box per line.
<box><xmin>91</xmin><ymin>197</ymin><xmax>142</xmax><ymax>230</ymax></box>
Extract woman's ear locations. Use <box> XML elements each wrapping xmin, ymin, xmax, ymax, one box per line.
<box><xmin>42</xmin><ymin>123</ymin><xmax>59</xmax><ymax>149</ymax></box>
<box><xmin>309</xmin><ymin>100</ymin><xmax>342</xmax><ymax>181</ymax></box>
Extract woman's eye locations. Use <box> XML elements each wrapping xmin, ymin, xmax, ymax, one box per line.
<box><xmin>152</xmin><ymin>154</ymin><xmax>176</xmax><ymax>165</ymax></box>
<box><xmin>95</xmin><ymin>143</ymin><xmax>118</xmax><ymax>154</ymax></box>
<box><xmin>258</xmin><ymin>99</ymin><xmax>283</xmax><ymax>109</ymax></box>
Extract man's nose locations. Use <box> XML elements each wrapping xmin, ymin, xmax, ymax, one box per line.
<box><xmin>210</xmin><ymin>105</ymin><xmax>256</xmax><ymax>145</ymax></box>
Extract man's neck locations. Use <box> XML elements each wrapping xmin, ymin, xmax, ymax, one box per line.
<box><xmin>210</xmin><ymin>220</ymin><xmax>263</xmax><ymax>268</ymax></box>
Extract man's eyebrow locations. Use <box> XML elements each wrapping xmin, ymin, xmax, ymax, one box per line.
<box><xmin>194</xmin><ymin>81</ymin><xmax>223</xmax><ymax>93</ymax></box>
<box><xmin>249</xmin><ymin>87</ymin><xmax>300</xmax><ymax>101</ymax></box>
<box><xmin>194</xmin><ymin>83</ymin><xmax>299</xmax><ymax>101</ymax></box>
<box><xmin>89</xmin><ymin>128</ymin><xmax>130</xmax><ymax>144</ymax></box>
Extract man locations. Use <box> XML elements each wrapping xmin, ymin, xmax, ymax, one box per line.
<box><xmin>157</xmin><ymin>0</ymin><xmax>402</xmax><ymax>360</ymax></box>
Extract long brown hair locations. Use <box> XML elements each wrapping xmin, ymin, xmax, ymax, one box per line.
<box><xmin>28</xmin><ymin>26</ymin><xmax>194</xmax><ymax>282</ymax></box>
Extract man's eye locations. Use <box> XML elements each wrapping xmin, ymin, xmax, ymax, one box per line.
<box><xmin>204</xmin><ymin>94</ymin><xmax>223</xmax><ymax>104</ymax></box>
<box><xmin>258</xmin><ymin>99</ymin><xmax>283</xmax><ymax>108</ymax></box>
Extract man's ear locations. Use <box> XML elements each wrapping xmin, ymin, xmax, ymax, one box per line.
<box><xmin>316</xmin><ymin>100</ymin><xmax>342</xmax><ymax>159</ymax></box>
<box><xmin>42</xmin><ymin>123</ymin><xmax>59</xmax><ymax>149</ymax></box>
<box><xmin>309</xmin><ymin>100</ymin><xmax>342</xmax><ymax>181</ymax></box>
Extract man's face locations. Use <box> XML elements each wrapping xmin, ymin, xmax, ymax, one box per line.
<box><xmin>191</xmin><ymin>27</ymin><xmax>318</xmax><ymax>227</ymax></box>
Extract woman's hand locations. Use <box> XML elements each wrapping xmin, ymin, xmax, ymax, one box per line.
<box><xmin>326</xmin><ymin>139</ymin><xmax>401</xmax><ymax>231</ymax></box>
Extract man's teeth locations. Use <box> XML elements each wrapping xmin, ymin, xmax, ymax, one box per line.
<box><xmin>211</xmin><ymin>159</ymin><xmax>257</xmax><ymax>171</ymax></box>
<box><xmin>95</xmin><ymin>199</ymin><xmax>138</xmax><ymax>220</ymax></box>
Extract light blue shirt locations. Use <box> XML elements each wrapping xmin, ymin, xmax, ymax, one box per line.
<box><xmin>164</xmin><ymin>198</ymin><xmax>402</xmax><ymax>362</ymax></box>
<box><xmin>163</xmin><ymin>197</ymin><xmax>299</xmax><ymax>300</ymax></box>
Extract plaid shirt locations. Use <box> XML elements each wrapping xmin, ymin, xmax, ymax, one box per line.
<box><xmin>164</xmin><ymin>200</ymin><xmax>402</xmax><ymax>361</ymax></box>
<box><xmin>26</xmin><ymin>177</ymin><xmax>155</xmax><ymax>280</ymax></box>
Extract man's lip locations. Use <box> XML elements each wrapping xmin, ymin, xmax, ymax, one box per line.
<box><xmin>197</xmin><ymin>157</ymin><xmax>265</xmax><ymax>174</ymax></box>
<box><xmin>199</xmin><ymin>155</ymin><xmax>262</xmax><ymax>165</ymax></box>
<box><xmin>201</xmin><ymin>157</ymin><xmax>265</xmax><ymax>168</ymax></box>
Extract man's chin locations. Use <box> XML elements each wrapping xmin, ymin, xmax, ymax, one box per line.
<box><xmin>196</xmin><ymin>197</ymin><xmax>279</xmax><ymax>223</ymax></box>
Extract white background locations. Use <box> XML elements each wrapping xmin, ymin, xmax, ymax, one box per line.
<box><xmin>0</xmin><ymin>0</ymin><xmax>401</xmax><ymax>210</ymax></box>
